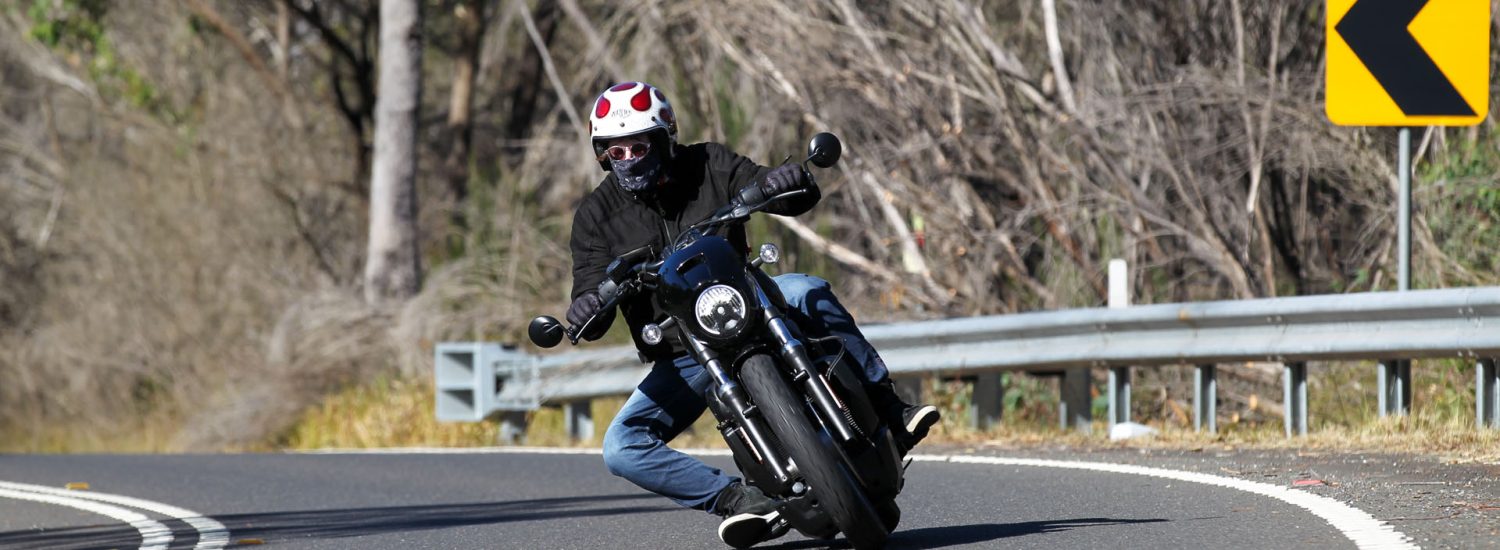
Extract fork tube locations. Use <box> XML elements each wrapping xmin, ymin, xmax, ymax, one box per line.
<box><xmin>754</xmin><ymin>286</ymin><xmax>860</xmax><ymax>443</ymax></box>
<box><xmin>687</xmin><ymin>335</ymin><xmax>791</xmax><ymax>484</ymax></box>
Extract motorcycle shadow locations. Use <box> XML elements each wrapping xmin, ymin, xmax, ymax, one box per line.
<box><xmin>758</xmin><ymin>517</ymin><xmax>1169</xmax><ymax>549</ymax></box>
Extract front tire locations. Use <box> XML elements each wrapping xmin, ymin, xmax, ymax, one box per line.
<box><xmin>740</xmin><ymin>354</ymin><xmax>888</xmax><ymax>549</ymax></box>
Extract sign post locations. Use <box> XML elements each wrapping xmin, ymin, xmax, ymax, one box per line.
<box><xmin>1326</xmin><ymin>0</ymin><xmax>1489</xmax><ymax>418</ymax></box>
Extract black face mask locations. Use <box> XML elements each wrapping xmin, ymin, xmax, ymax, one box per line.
<box><xmin>611</xmin><ymin>149</ymin><xmax>664</xmax><ymax>196</ymax></box>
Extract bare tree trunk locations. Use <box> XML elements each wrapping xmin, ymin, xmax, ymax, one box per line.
<box><xmin>364</xmin><ymin>0</ymin><xmax>424</xmax><ymax>305</ymax></box>
<box><xmin>444</xmin><ymin>0</ymin><xmax>484</xmax><ymax>235</ymax></box>
<box><xmin>275</xmin><ymin>0</ymin><xmax>291</xmax><ymax>79</ymax></box>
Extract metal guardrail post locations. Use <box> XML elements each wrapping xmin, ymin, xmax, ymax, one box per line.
<box><xmin>1378</xmin><ymin>359</ymin><xmax>1412</xmax><ymax>417</ymax></box>
<box><xmin>972</xmin><ymin>373</ymin><xmax>1003</xmax><ymax>430</ymax></box>
<box><xmin>497</xmin><ymin>411</ymin><xmax>528</xmax><ymax>445</ymax></box>
<box><xmin>1283</xmin><ymin>362</ymin><xmax>1308</xmax><ymax>437</ymax></box>
<box><xmin>1478</xmin><ymin>359</ymin><xmax>1498</xmax><ymax>429</ymax></box>
<box><xmin>1106</xmin><ymin>259</ymin><xmax>1130</xmax><ymax>427</ymax></box>
<box><xmin>1059</xmin><ymin>367</ymin><xmax>1091</xmax><ymax>432</ymax></box>
<box><xmin>565</xmin><ymin>401</ymin><xmax>595</xmax><ymax>441</ymax></box>
<box><xmin>1108</xmin><ymin>367</ymin><xmax>1131</xmax><ymax>426</ymax></box>
<box><xmin>1194</xmin><ymin>364</ymin><xmax>1217</xmax><ymax>433</ymax></box>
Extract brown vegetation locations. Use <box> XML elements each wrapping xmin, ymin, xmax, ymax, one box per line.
<box><xmin>1</xmin><ymin>1</ymin><xmax>1496</xmax><ymax>451</ymax></box>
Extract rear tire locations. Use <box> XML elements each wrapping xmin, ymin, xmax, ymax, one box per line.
<box><xmin>740</xmin><ymin>354</ymin><xmax>888</xmax><ymax>549</ymax></box>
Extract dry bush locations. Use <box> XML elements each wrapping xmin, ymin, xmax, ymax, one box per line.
<box><xmin>0</xmin><ymin>7</ymin><xmax>366</xmax><ymax>449</ymax></box>
<box><xmin>174</xmin><ymin>291</ymin><xmax>394</xmax><ymax>449</ymax></box>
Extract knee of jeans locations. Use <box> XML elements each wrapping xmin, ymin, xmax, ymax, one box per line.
<box><xmin>775</xmin><ymin>273</ymin><xmax>830</xmax><ymax>309</ymax></box>
<box><xmin>602</xmin><ymin>420</ymin><xmax>645</xmax><ymax>477</ymax></box>
<box><xmin>602</xmin><ymin>423</ymin><xmax>629</xmax><ymax>477</ymax></box>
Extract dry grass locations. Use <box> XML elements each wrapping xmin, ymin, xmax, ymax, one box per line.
<box><xmin>955</xmin><ymin>413</ymin><xmax>1500</xmax><ymax>465</ymax></box>
<box><xmin>279</xmin><ymin>375</ymin><xmax>500</xmax><ymax>450</ymax></box>
<box><xmin>280</xmin><ymin>372</ymin><xmax>1499</xmax><ymax>466</ymax></box>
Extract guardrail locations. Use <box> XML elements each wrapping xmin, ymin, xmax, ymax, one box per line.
<box><xmin>436</xmin><ymin>286</ymin><xmax>1500</xmax><ymax>441</ymax></box>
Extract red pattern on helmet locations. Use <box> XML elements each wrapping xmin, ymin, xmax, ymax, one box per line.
<box><xmin>609</xmin><ymin>81</ymin><xmax>638</xmax><ymax>92</ymax></box>
<box><xmin>660</xmin><ymin>107</ymin><xmax>675</xmax><ymax>126</ymax></box>
<box><xmin>594</xmin><ymin>97</ymin><xmax>611</xmax><ymax>119</ymax></box>
<box><xmin>630</xmin><ymin>88</ymin><xmax>652</xmax><ymax>111</ymax></box>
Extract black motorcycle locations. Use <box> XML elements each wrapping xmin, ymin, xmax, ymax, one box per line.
<box><xmin>528</xmin><ymin>133</ymin><xmax>903</xmax><ymax>549</ymax></box>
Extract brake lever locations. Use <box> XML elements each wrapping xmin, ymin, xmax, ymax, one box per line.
<box><xmin>569</xmin><ymin>279</ymin><xmax>636</xmax><ymax>345</ymax></box>
<box><xmin>754</xmin><ymin>188</ymin><xmax>811</xmax><ymax>209</ymax></box>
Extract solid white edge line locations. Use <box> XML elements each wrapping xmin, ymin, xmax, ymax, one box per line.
<box><xmin>296</xmin><ymin>447</ymin><xmax>1418</xmax><ymax>550</ymax></box>
<box><xmin>0</xmin><ymin>487</ymin><xmax>173</xmax><ymax>550</ymax></box>
<box><xmin>932</xmin><ymin>455</ymin><xmax>1418</xmax><ymax>550</ymax></box>
<box><xmin>0</xmin><ymin>481</ymin><xmax>230</xmax><ymax>550</ymax></box>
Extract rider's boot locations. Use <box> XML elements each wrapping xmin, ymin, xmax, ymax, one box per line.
<box><xmin>866</xmin><ymin>379</ymin><xmax>940</xmax><ymax>455</ymax></box>
<box><xmin>713</xmin><ymin>482</ymin><xmax>788</xmax><ymax>548</ymax></box>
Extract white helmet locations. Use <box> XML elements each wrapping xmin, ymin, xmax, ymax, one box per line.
<box><xmin>589</xmin><ymin>81</ymin><xmax>678</xmax><ymax>171</ymax></box>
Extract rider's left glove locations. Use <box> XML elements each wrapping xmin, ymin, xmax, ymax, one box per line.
<box><xmin>761</xmin><ymin>163</ymin><xmax>810</xmax><ymax>196</ymax></box>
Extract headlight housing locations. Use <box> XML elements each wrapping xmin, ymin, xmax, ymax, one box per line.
<box><xmin>694</xmin><ymin>284</ymin><xmax>748</xmax><ymax>338</ymax></box>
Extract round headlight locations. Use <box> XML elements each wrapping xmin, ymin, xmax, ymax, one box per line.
<box><xmin>695</xmin><ymin>285</ymin><xmax>747</xmax><ymax>337</ymax></box>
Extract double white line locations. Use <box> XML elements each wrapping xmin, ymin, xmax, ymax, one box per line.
<box><xmin>0</xmin><ymin>481</ymin><xmax>229</xmax><ymax>550</ymax></box>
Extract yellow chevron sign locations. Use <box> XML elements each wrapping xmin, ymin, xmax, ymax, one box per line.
<box><xmin>1326</xmin><ymin>0</ymin><xmax>1490</xmax><ymax>126</ymax></box>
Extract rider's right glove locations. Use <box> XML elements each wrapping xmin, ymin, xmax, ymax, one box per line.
<box><xmin>761</xmin><ymin>163</ymin><xmax>810</xmax><ymax>196</ymax></box>
<box><xmin>567</xmin><ymin>291</ymin><xmax>614</xmax><ymax>341</ymax></box>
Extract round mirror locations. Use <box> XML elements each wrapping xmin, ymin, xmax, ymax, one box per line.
<box><xmin>528</xmin><ymin>315</ymin><xmax>565</xmax><ymax>348</ymax></box>
<box><xmin>806</xmin><ymin>132</ymin><xmax>842</xmax><ymax>168</ymax></box>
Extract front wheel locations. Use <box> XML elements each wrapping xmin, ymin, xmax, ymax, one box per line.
<box><xmin>740</xmin><ymin>354</ymin><xmax>888</xmax><ymax>549</ymax></box>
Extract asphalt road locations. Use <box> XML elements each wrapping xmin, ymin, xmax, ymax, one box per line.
<box><xmin>0</xmin><ymin>449</ymin><xmax>1392</xmax><ymax>549</ymax></box>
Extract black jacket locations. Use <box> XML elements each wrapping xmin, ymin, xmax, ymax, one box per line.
<box><xmin>569</xmin><ymin>142</ymin><xmax>820</xmax><ymax>360</ymax></box>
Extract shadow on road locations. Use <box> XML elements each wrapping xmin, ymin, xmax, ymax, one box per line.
<box><xmin>760</xmin><ymin>517</ymin><xmax>1170</xmax><ymax>549</ymax></box>
<box><xmin>0</xmin><ymin>492</ymin><xmax>670</xmax><ymax>549</ymax></box>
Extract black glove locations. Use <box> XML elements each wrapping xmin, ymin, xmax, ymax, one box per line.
<box><xmin>761</xmin><ymin>163</ymin><xmax>809</xmax><ymax>196</ymax></box>
<box><xmin>567</xmin><ymin>291</ymin><xmax>616</xmax><ymax>341</ymax></box>
<box><xmin>566</xmin><ymin>291</ymin><xmax>603</xmax><ymax>333</ymax></box>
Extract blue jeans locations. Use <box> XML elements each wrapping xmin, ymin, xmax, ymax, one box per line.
<box><xmin>601</xmin><ymin>273</ymin><xmax>890</xmax><ymax>512</ymax></box>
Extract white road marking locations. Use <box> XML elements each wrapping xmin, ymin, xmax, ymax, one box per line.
<box><xmin>0</xmin><ymin>481</ymin><xmax>230</xmax><ymax>549</ymax></box>
<box><xmin>299</xmin><ymin>446</ymin><xmax>1418</xmax><ymax>549</ymax></box>
<box><xmin>0</xmin><ymin>487</ymin><xmax>173</xmax><ymax>550</ymax></box>
<box><xmin>923</xmin><ymin>455</ymin><xmax>1418</xmax><ymax>550</ymax></box>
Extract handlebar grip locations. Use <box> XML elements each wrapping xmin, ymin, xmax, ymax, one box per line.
<box><xmin>597</xmin><ymin>279</ymin><xmax>620</xmax><ymax>303</ymax></box>
<box><xmin>737</xmin><ymin>184</ymin><xmax>767</xmax><ymax>207</ymax></box>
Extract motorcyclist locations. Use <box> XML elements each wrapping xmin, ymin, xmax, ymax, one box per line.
<box><xmin>569</xmin><ymin>81</ymin><xmax>939</xmax><ymax>548</ymax></box>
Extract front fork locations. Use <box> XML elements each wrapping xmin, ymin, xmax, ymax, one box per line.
<box><xmin>753</xmin><ymin>280</ymin><xmax>862</xmax><ymax>444</ymax></box>
<box><xmin>687</xmin><ymin>334</ymin><xmax>796</xmax><ymax>488</ymax></box>
<box><xmin>687</xmin><ymin>272</ymin><xmax>863</xmax><ymax>492</ymax></box>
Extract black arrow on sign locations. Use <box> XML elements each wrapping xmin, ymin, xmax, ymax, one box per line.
<box><xmin>1335</xmin><ymin>0</ymin><xmax>1475</xmax><ymax>116</ymax></box>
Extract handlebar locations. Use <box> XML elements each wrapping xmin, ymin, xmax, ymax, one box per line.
<box><xmin>692</xmin><ymin>187</ymin><xmax>814</xmax><ymax>234</ymax></box>
<box><xmin>559</xmin><ymin>185</ymin><xmax>814</xmax><ymax>345</ymax></box>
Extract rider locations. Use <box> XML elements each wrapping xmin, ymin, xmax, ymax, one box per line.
<box><xmin>568</xmin><ymin>81</ymin><xmax>939</xmax><ymax>548</ymax></box>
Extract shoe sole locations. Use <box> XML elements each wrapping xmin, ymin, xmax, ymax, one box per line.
<box><xmin>718</xmin><ymin>510</ymin><xmax>780</xmax><ymax>549</ymax></box>
<box><xmin>906</xmin><ymin>405</ymin><xmax>940</xmax><ymax>439</ymax></box>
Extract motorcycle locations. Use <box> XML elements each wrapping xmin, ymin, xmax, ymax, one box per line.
<box><xmin>528</xmin><ymin>133</ymin><xmax>904</xmax><ymax>549</ymax></box>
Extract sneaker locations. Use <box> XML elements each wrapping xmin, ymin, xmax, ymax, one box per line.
<box><xmin>713</xmin><ymin>482</ymin><xmax>784</xmax><ymax>548</ymax></box>
<box><xmin>866</xmin><ymin>380</ymin><xmax>941</xmax><ymax>455</ymax></box>
<box><xmin>901</xmin><ymin>403</ymin><xmax>941</xmax><ymax>451</ymax></box>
